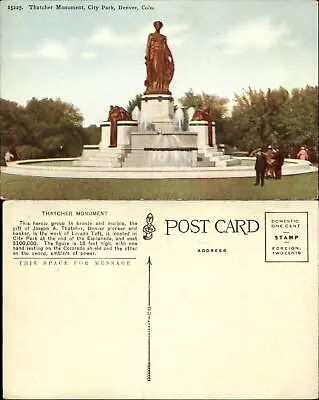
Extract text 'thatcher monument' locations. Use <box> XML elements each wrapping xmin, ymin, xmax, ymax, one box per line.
<box><xmin>76</xmin><ymin>21</ymin><xmax>239</xmax><ymax>168</ymax></box>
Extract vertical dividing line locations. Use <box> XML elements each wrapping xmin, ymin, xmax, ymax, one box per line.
<box><xmin>148</xmin><ymin>258</ymin><xmax>151</xmax><ymax>308</ymax></box>
<box><xmin>147</xmin><ymin>257</ymin><xmax>151</xmax><ymax>382</ymax></box>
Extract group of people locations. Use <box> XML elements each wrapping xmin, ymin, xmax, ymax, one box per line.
<box><xmin>265</xmin><ymin>145</ymin><xmax>285</xmax><ymax>180</ymax></box>
<box><xmin>252</xmin><ymin>145</ymin><xmax>285</xmax><ymax>187</ymax></box>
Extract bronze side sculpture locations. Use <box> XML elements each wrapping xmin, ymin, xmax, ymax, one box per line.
<box><xmin>144</xmin><ymin>21</ymin><xmax>175</xmax><ymax>95</ymax></box>
<box><xmin>107</xmin><ymin>106</ymin><xmax>132</xmax><ymax>147</ymax></box>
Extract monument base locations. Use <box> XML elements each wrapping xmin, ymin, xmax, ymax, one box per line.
<box><xmin>123</xmin><ymin>132</ymin><xmax>198</xmax><ymax>167</ymax></box>
<box><xmin>74</xmin><ymin>90</ymin><xmax>231</xmax><ymax>168</ymax></box>
<box><xmin>74</xmin><ymin>128</ymin><xmax>232</xmax><ymax>169</ymax></box>
<box><xmin>139</xmin><ymin>94</ymin><xmax>175</xmax><ymax>132</ymax></box>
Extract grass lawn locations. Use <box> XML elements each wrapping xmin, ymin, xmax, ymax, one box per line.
<box><xmin>1</xmin><ymin>172</ymin><xmax>317</xmax><ymax>200</ymax></box>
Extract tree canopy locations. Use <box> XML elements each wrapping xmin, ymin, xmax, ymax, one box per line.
<box><xmin>82</xmin><ymin>125</ymin><xmax>101</xmax><ymax>145</ymax></box>
<box><xmin>179</xmin><ymin>89</ymin><xmax>229</xmax><ymax>121</ymax></box>
<box><xmin>0</xmin><ymin>99</ymin><xmax>29</xmax><ymax>148</ymax></box>
<box><xmin>1</xmin><ymin>97</ymin><xmax>86</xmax><ymax>162</ymax></box>
<box><xmin>228</xmin><ymin>85</ymin><xmax>318</xmax><ymax>154</ymax></box>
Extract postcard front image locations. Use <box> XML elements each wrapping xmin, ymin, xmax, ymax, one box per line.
<box><xmin>1</xmin><ymin>0</ymin><xmax>317</xmax><ymax>201</ymax></box>
<box><xmin>1</xmin><ymin>0</ymin><xmax>318</xmax><ymax>398</ymax></box>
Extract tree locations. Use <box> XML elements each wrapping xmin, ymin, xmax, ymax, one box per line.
<box><xmin>25</xmin><ymin>97</ymin><xmax>83</xmax><ymax>127</ymax></box>
<box><xmin>0</xmin><ymin>97</ymin><xmax>86</xmax><ymax>161</ymax></box>
<box><xmin>82</xmin><ymin>125</ymin><xmax>101</xmax><ymax>145</ymax></box>
<box><xmin>179</xmin><ymin>89</ymin><xmax>229</xmax><ymax>121</ymax></box>
<box><xmin>127</xmin><ymin>94</ymin><xmax>143</xmax><ymax>113</ymax></box>
<box><xmin>229</xmin><ymin>87</ymin><xmax>277</xmax><ymax>151</ymax></box>
<box><xmin>280</xmin><ymin>86</ymin><xmax>318</xmax><ymax>152</ymax></box>
<box><xmin>24</xmin><ymin>97</ymin><xmax>84</xmax><ymax>157</ymax></box>
<box><xmin>0</xmin><ymin>99</ymin><xmax>31</xmax><ymax>164</ymax></box>
<box><xmin>178</xmin><ymin>89</ymin><xmax>230</xmax><ymax>140</ymax></box>
<box><xmin>228</xmin><ymin>86</ymin><xmax>318</xmax><ymax>154</ymax></box>
<box><xmin>0</xmin><ymin>99</ymin><xmax>29</xmax><ymax>148</ymax></box>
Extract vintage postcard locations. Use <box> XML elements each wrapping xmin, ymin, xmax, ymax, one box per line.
<box><xmin>1</xmin><ymin>0</ymin><xmax>318</xmax><ymax>398</ymax></box>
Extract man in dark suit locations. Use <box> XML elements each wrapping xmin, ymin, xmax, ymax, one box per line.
<box><xmin>254</xmin><ymin>148</ymin><xmax>267</xmax><ymax>186</ymax></box>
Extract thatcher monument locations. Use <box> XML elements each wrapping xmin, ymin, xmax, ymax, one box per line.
<box><xmin>75</xmin><ymin>21</ymin><xmax>239</xmax><ymax>168</ymax></box>
<box><xmin>144</xmin><ymin>20</ymin><xmax>174</xmax><ymax>95</ymax></box>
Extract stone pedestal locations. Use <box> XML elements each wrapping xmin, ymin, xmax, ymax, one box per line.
<box><xmin>140</xmin><ymin>94</ymin><xmax>174</xmax><ymax>132</ymax></box>
<box><xmin>117</xmin><ymin>121</ymin><xmax>138</xmax><ymax>148</ymax></box>
<box><xmin>189</xmin><ymin>120</ymin><xmax>216</xmax><ymax>149</ymax></box>
<box><xmin>99</xmin><ymin>121</ymin><xmax>138</xmax><ymax>149</ymax></box>
<box><xmin>99</xmin><ymin>122</ymin><xmax>111</xmax><ymax>149</ymax></box>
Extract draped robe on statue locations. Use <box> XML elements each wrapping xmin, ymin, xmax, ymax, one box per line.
<box><xmin>144</xmin><ymin>21</ymin><xmax>174</xmax><ymax>95</ymax></box>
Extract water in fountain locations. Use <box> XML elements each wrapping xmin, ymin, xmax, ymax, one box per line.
<box><xmin>138</xmin><ymin>110</ymin><xmax>153</xmax><ymax>132</ymax></box>
<box><xmin>147</xmin><ymin>134</ymin><xmax>193</xmax><ymax>167</ymax></box>
<box><xmin>187</xmin><ymin>107</ymin><xmax>195</xmax><ymax>126</ymax></box>
<box><xmin>131</xmin><ymin>106</ymin><xmax>140</xmax><ymax>121</ymax></box>
<box><xmin>173</xmin><ymin>106</ymin><xmax>184</xmax><ymax>132</ymax></box>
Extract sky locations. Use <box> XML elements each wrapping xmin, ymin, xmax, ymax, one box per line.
<box><xmin>1</xmin><ymin>0</ymin><xmax>318</xmax><ymax>126</ymax></box>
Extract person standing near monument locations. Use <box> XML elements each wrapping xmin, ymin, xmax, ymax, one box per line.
<box><xmin>144</xmin><ymin>21</ymin><xmax>174</xmax><ymax>95</ymax></box>
<box><xmin>4</xmin><ymin>148</ymin><xmax>16</xmax><ymax>164</ymax></box>
<box><xmin>265</xmin><ymin>145</ymin><xmax>275</xmax><ymax>179</ymax></box>
<box><xmin>297</xmin><ymin>146</ymin><xmax>309</xmax><ymax>161</ymax></box>
<box><xmin>254</xmin><ymin>148</ymin><xmax>267</xmax><ymax>186</ymax></box>
<box><xmin>274</xmin><ymin>147</ymin><xmax>285</xmax><ymax>179</ymax></box>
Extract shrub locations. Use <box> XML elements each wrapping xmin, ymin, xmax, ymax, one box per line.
<box><xmin>15</xmin><ymin>145</ymin><xmax>47</xmax><ymax>160</ymax></box>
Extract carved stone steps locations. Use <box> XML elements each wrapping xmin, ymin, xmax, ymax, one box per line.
<box><xmin>122</xmin><ymin>151</ymin><xmax>147</xmax><ymax>167</ymax></box>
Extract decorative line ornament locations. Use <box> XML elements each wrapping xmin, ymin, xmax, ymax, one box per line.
<box><xmin>143</xmin><ymin>213</ymin><xmax>156</xmax><ymax>240</ymax></box>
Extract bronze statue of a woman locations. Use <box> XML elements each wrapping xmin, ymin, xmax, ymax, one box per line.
<box><xmin>144</xmin><ymin>21</ymin><xmax>174</xmax><ymax>95</ymax></box>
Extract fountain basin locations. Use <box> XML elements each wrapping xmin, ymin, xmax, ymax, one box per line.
<box><xmin>2</xmin><ymin>157</ymin><xmax>316</xmax><ymax>179</ymax></box>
